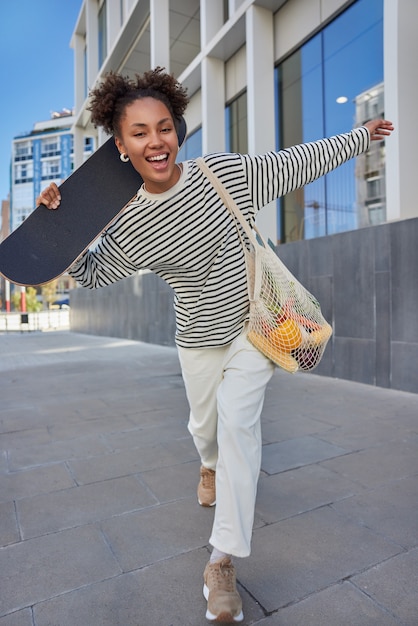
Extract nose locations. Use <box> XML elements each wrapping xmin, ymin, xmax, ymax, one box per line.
<box><xmin>148</xmin><ymin>129</ymin><xmax>163</xmax><ymax>146</ymax></box>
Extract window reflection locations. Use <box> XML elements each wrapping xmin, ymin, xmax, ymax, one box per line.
<box><xmin>226</xmin><ymin>92</ymin><xmax>248</xmax><ymax>154</ymax></box>
<box><xmin>276</xmin><ymin>0</ymin><xmax>384</xmax><ymax>242</ymax></box>
<box><xmin>178</xmin><ymin>127</ymin><xmax>202</xmax><ymax>161</ymax></box>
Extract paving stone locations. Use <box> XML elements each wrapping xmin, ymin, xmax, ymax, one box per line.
<box><xmin>1</xmin><ymin>332</ymin><xmax>416</xmax><ymax>624</ymax></box>
<box><xmin>0</xmin><ymin>407</ymin><xmax>46</xmax><ymax>435</ymax></box>
<box><xmin>138</xmin><ymin>459</ymin><xmax>200</xmax><ymax>503</ymax></box>
<box><xmin>238</xmin><ymin>506</ymin><xmax>402</xmax><ymax>612</ymax></box>
<box><xmin>0</xmin><ymin>426</ymin><xmax>52</xmax><ymax>449</ymax></box>
<box><xmin>16</xmin><ymin>475</ymin><xmax>158</xmax><ymax>539</ymax></box>
<box><xmin>47</xmin><ymin>414</ymin><xmax>135</xmax><ymax>441</ymax></box>
<box><xmin>68</xmin><ymin>438</ymin><xmax>198</xmax><ymax>485</ymax></box>
<box><xmin>253</xmin><ymin>581</ymin><xmax>401</xmax><ymax>625</ymax></box>
<box><xmin>261</xmin><ymin>413</ymin><xmax>334</xmax><ymax>444</ymax></box>
<box><xmin>255</xmin><ymin>464</ymin><xmax>361</xmax><ymax>524</ymax></box>
<box><xmin>101</xmin><ymin>497</ymin><xmax>214</xmax><ymax>572</ymax></box>
<box><xmin>102</xmin><ymin>419</ymin><xmax>188</xmax><ymax>452</ymax></box>
<box><xmin>0</xmin><ymin>525</ymin><xmax>120</xmax><ymax>615</ymax></box>
<box><xmin>107</xmin><ymin>386</ymin><xmax>189</xmax><ymax>418</ymax></box>
<box><xmin>0</xmin><ymin>501</ymin><xmax>19</xmax><ymax>546</ymax></box>
<box><xmin>0</xmin><ymin>464</ymin><xmax>75</xmax><ymax>503</ymax></box>
<box><xmin>124</xmin><ymin>406</ymin><xmax>188</xmax><ymax>428</ymax></box>
<box><xmin>352</xmin><ymin>548</ymin><xmax>418</xmax><ymax>625</ymax></box>
<box><xmin>332</xmin><ymin>475</ymin><xmax>418</xmax><ymax>549</ymax></box>
<box><xmin>0</xmin><ymin>451</ymin><xmax>8</xmax><ymax>473</ymax></box>
<box><xmin>0</xmin><ymin>609</ymin><xmax>33</xmax><ymax>626</ymax></box>
<box><xmin>312</xmin><ymin>413</ymin><xmax>417</xmax><ymax>450</ymax></box>
<box><xmin>7</xmin><ymin>435</ymin><xmax>110</xmax><ymax>471</ymax></box>
<box><xmin>261</xmin><ymin>436</ymin><xmax>347</xmax><ymax>475</ymax></box>
<box><xmin>321</xmin><ymin>439</ymin><xmax>418</xmax><ymax>488</ymax></box>
<box><xmin>33</xmin><ymin>549</ymin><xmax>265</xmax><ymax>626</ymax></box>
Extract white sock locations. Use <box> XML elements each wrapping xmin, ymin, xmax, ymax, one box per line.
<box><xmin>210</xmin><ymin>547</ymin><xmax>229</xmax><ymax>563</ymax></box>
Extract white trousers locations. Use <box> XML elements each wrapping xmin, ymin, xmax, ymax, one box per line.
<box><xmin>177</xmin><ymin>327</ymin><xmax>275</xmax><ymax>557</ymax></box>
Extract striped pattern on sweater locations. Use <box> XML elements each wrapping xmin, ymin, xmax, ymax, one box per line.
<box><xmin>69</xmin><ymin>127</ymin><xmax>369</xmax><ymax>348</ymax></box>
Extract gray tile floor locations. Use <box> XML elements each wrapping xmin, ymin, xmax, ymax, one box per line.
<box><xmin>0</xmin><ymin>331</ymin><xmax>417</xmax><ymax>625</ymax></box>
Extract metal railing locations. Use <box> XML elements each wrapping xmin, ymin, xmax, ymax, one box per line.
<box><xmin>0</xmin><ymin>310</ymin><xmax>70</xmax><ymax>333</ymax></box>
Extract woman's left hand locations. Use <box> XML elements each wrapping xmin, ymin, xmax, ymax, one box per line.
<box><xmin>364</xmin><ymin>119</ymin><xmax>394</xmax><ymax>141</ymax></box>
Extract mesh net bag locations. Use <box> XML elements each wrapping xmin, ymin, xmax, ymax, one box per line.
<box><xmin>244</xmin><ymin>243</ymin><xmax>332</xmax><ymax>373</ymax></box>
<box><xmin>196</xmin><ymin>158</ymin><xmax>332</xmax><ymax>373</ymax></box>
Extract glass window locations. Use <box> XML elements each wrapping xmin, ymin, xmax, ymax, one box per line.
<box><xmin>276</xmin><ymin>0</ymin><xmax>384</xmax><ymax>242</ymax></box>
<box><xmin>42</xmin><ymin>159</ymin><xmax>60</xmax><ymax>180</ymax></box>
<box><xmin>14</xmin><ymin>162</ymin><xmax>33</xmax><ymax>183</ymax></box>
<box><xmin>41</xmin><ymin>139</ymin><xmax>59</xmax><ymax>157</ymax></box>
<box><xmin>84</xmin><ymin>136</ymin><xmax>94</xmax><ymax>153</ymax></box>
<box><xmin>15</xmin><ymin>141</ymin><xmax>32</xmax><ymax>161</ymax></box>
<box><xmin>178</xmin><ymin>127</ymin><xmax>202</xmax><ymax>161</ymax></box>
<box><xmin>226</xmin><ymin>92</ymin><xmax>248</xmax><ymax>153</ymax></box>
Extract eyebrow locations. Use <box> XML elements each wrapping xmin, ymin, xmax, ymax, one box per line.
<box><xmin>130</xmin><ymin>117</ymin><xmax>173</xmax><ymax>128</ymax></box>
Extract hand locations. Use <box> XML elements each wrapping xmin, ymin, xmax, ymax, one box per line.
<box><xmin>36</xmin><ymin>182</ymin><xmax>61</xmax><ymax>209</ymax></box>
<box><xmin>363</xmin><ymin>119</ymin><xmax>394</xmax><ymax>141</ymax></box>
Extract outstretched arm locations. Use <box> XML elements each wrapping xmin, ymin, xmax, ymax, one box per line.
<box><xmin>244</xmin><ymin>118</ymin><xmax>394</xmax><ymax>209</ymax></box>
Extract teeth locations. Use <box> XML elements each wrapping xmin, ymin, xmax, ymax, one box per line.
<box><xmin>148</xmin><ymin>154</ymin><xmax>167</xmax><ymax>162</ymax></box>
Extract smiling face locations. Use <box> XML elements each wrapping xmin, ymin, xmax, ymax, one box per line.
<box><xmin>115</xmin><ymin>97</ymin><xmax>180</xmax><ymax>194</ymax></box>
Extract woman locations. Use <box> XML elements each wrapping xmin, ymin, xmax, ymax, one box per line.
<box><xmin>39</xmin><ymin>67</ymin><xmax>393</xmax><ymax>623</ymax></box>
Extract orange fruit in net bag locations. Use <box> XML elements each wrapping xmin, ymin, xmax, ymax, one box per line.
<box><xmin>269</xmin><ymin>318</ymin><xmax>303</xmax><ymax>352</ymax></box>
<box><xmin>247</xmin><ymin>330</ymin><xmax>299</xmax><ymax>373</ymax></box>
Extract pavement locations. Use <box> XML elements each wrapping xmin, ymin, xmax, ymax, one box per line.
<box><xmin>0</xmin><ymin>330</ymin><xmax>417</xmax><ymax>626</ymax></box>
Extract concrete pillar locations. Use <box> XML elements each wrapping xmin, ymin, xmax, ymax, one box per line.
<box><xmin>86</xmin><ymin>0</ymin><xmax>99</xmax><ymax>88</ymax></box>
<box><xmin>246</xmin><ymin>5</ymin><xmax>277</xmax><ymax>241</ymax></box>
<box><xmin>73</xmin><ymin>129</ymin><xmax>85</xmax><ymax>171</ymax></box>
<box><xmin>384</xmin><ymin>0</ymin><xmax>418</xmax><ymax>221</ymax></box>
<box><xmin>150</xmin><ymin>0</ymin><xmax>170</xmax><ymax>70</ymax></box>
<box><xmin>73</xmin><ymin>33</ymin><xmax>86</xmax><ymax>114</ymax></box>
<box><xmin>229</xmin><ymin>0</ymin><xmax>243</xmax><ymax>16</ymax></box>
<box><xmin>107</xmin><ymin>0</ymin><xmax>122</xmax><ymax>49</ymax></box>
<box><xmin>201</xmin><ymin>0</ymin><xmax>224</xmax><ymax>46</ymax></box>
<box><xmin>201</xmin><ymin>57</ymin><xmax>226</xmax><ymax>153</ymax></box>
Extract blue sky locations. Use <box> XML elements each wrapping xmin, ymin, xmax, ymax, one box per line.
<box><xmin>0</xmin><ymin>0</ymin><xmax>82</xmax><ymax>202</ymax></box>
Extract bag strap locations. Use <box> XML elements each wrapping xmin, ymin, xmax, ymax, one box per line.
<box><xmin>196</xmin><ymin>157</ymin><xmax>268</xmax><ymax>250</ymax></box>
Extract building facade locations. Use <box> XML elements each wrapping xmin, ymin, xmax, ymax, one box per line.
<box><xmin>68</xmin><ymin>0</ymin><xmax>418</xmax><ymax>393</ymax></box>
<box><xmin>11</xmin><ymin>111</ymin><xmax>75</xmax><ymax>232</ymax></box>
<box><xmin>70</xmin><ymin>0</ymin><xmax>417</xmax><ymax>243</ymax></box>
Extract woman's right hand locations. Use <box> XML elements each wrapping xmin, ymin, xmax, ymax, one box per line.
<box><xmin>36</xmin><ymin>182</ymin><xmax>61</xmax><ymax>209</ymax></box>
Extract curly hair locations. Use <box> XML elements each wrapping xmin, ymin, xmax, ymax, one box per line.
<box><xmin>87</xmin><ymin>67</ymin><xmax>189</xmax><ymax>137</ymax></box>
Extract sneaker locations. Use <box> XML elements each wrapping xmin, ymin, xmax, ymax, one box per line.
<box><xmin>203</xmin><ymin>557</ymin><xmax>244</xmax><ymax>623</ymax></box>
<box><xmin>198</xmin><ymin>466</ymin><xmax>216</xmax><ymax>507</ymax></box>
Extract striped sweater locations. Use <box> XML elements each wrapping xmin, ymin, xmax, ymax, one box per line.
<box><xmin>69</xmin><ymin>126</ymin><xmax>370</xmax><ymax>348</ymax></box>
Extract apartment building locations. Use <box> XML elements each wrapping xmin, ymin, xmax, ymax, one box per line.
<box><xmin>11</xmin><ymin>111</ymin><xmax>75</xmax><ymax>232</ymax></box>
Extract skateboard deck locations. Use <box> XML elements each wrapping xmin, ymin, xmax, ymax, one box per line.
<box><xmin>0</xmin><ymin>118</ymin><xmax>187</xmax><ymax>286</ymax></box>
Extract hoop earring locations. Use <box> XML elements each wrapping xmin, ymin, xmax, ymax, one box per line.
<box><xmin>120</xmin><ymin>153</ymin><xmax>130</xmax><ymax>162</ymax></box>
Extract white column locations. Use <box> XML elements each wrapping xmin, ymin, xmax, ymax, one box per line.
<box><xmin>73</xmin><ymin>129</ymin><xmax>85</xmax><ymax>171</ymax></box>
<box><xmin>201</xmin><ymin>0</ymin><xmax>224</xmax><ymax>47</ymax></box>
<box><xmin>86</xmin><ymin>0</ymin><xmax>99</xmax><ymax>88</ymax></box>
<box><xmin>73</xmin><ymin>33</ymin><xmax>86</xmax><ymax>114</ymax></box>
<box><xmin>246</xmin><ymin>5</ymin><xmax>277</xmax><ymax>241</ymax></box>
<box><xmin>384</xmin><ymin>0</ymin><xmax>418</xmax><ymax>221</ymax></box>
<box><xmin>229</xmin><ymin>0</ymin><xmax>243</xmax><ymax>17</ymax></box>
<box><xmin>107</xmin><ymin>0</ymin><xmax>121</xmax><ymax>49</ymax></box>
<box><xmin>150</xmin><ymin>0</ymin><xmax>170</xmax><ymax>70</ymax></box>
<box><xmin>201</xmin><ymin>57</ymin><xmax>226</xmax><ymax>153</ymax></box>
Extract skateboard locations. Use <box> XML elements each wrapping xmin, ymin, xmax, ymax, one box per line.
<box><xmin>0</xmin><ymin>118</ymin><xmax>187</xmax><ymax>286</ymax></box>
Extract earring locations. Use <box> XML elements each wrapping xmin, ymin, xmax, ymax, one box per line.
<box><xmin>120</xmin><ymin>153</ymin><xmax>130</xmax><ymax>162</ymax></box>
